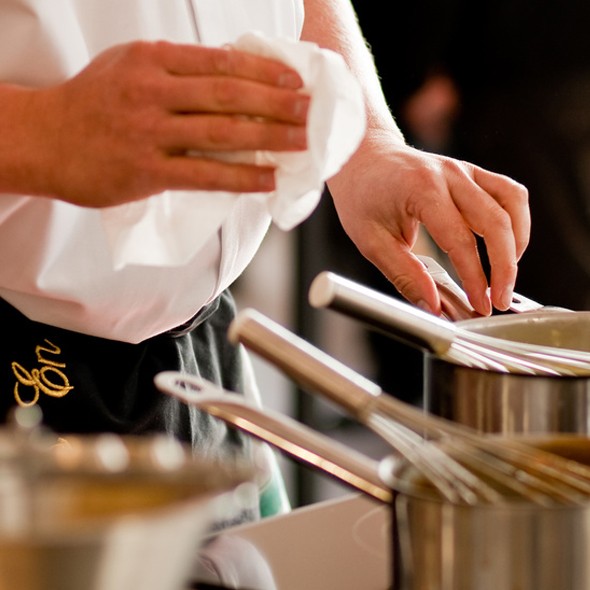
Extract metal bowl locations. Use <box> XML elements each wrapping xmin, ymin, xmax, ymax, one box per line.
<box><xmin>0</xmin><ymin>409</ymin><xmax>255</xmax><ymax>590</ymax></box>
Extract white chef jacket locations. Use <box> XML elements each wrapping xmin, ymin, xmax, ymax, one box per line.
<box><xmin>0</xmin><ymin>0</ymin><xmax>305</xmax><ymax>343</ymax></box>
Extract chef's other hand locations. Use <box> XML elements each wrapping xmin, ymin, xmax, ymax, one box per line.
<box><xmin>327</xmin><ymin>138</ymin><xmax>530</xmax><ymax>316</ymax></box>
<box><xmin>0</xmin><ymin>41</ymin><xmax>309</xmax><ymax>207</ymax></box>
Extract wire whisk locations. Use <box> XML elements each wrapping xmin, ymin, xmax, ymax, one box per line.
<box><xmin>229</xmin><ymin>308</ymin><xmax>590</xmax><ymax>506</ymax></box>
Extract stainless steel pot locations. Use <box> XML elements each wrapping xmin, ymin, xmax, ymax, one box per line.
<box><xmin>413</xmin><ymin>255</ymin><xmax>590</xmax><ymax>433</ymax></box>
<box><xmin>388</xmin><ymin>436</ymin><xmax>590</xmax><ymax>590</ymax></box>
<box><xmin>426</xmin><ymin>311</ymin><xmax>590</xmax><ymax>434</ymax></box>
<box><xmin>0</xmin><ymin>408</ymin><xmax>254</xmax><ymax>590</ymax></box>
<box><xmin>157</xmin><ymin>371</ymin><xmax>590</xmax><ymax>590</ymax></box>
<box><xmin>308</xmin><ymin>257</ymin><xmax>590</xmax><ymax>435</ymax></box>
<box><xmin>221</xmin><ymin>306</ymin><xmax>590</xmax><ymax>590</ymax></box>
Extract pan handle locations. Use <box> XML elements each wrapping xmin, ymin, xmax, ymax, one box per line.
<box><xmin>154</xmin><ymin>371</ymin><xmax>392</xmax><ymax>504</ymax></box>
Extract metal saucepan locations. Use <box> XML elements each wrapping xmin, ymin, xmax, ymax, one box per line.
<box><xmin>0</xmin><ymin>408</ymin><xmax>255</xmax><ymax>590</ymax></box>
<box><xmin>416</xmin><ymin>256</ymin><xmax>590</xmax><ymax>434</ymax></box>
<box><xmin>219</xmin><ymin>308</ymin><xmax>590</xmax><ymax>589</ymax></box>
<box><xmin>427</xmin><ymin>311</ymin><xmax>590</xmax><ymax>434</ymax></box>
<box><xmin>309</xmin><ymin>256</ymin><xmax>590</xmax><ymax>435</ymax></box>
<box><xmin>156</xmin><ymin>370</ymin><xmax>590</xmax><ymax>590</ymax></box>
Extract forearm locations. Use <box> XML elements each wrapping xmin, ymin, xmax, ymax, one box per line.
<box><xmin>300</xmin><ymin>0</ymin><xmax>529</xmax><ymax>316</ymax></box>
<box><xmin>301</xmin><ymin>0</ymin><xmax>405</xmax><ymax>145</ymax></box>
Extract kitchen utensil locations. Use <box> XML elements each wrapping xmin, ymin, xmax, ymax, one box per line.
<box><xmin>388</xmin><ymin>435</ymin><xmax>590</xmax><ymax>590</ymax></box>
<box><xmin>155</xmin><ymin>372</ymin><xmax>501</xmax><ymax>505</ymax></box>
<box><xmin>0</xmin><ymin>406</ymin><xmax>253</xmax><ymax>590</ymax></box>
<box><xmin>155</xmin><ymin>371</ymin><xmax>590</xmax><ymax>590</ymax></box>
<box><xmin>227</xmin><ymin>308</ymin><xmax>590</xmax><ymax>506</ymax></box>
<box><xmin>417</xmin><ymin>255</ymin><xmax>586</xmax><ymax>367</ymax></box>
<box><xmin>154</xmin><ymin>371</ymin><xmax>391</xmax><ymax>503</ymax></box>
<box><xmin>409</xmin><ymin>257</ymin><xmax>590</xmax><ymax>434</ymax></box>
<box><xmin>427</xmin><ymin>311</ymin><xmax>590</xmax><ymax>434</ymax></box>
<box><xmin>415</xmin><ymin>255</ymin><xmax>481</xmax><ymax>321</ymax></box>
<box><xmin>309</xmin><ymin>270</ymin><xmax>590</xmax><ymax>376</ymax></box>
<box><xmin>155</xmin><ymin>372</ymin><xmax>501</xmax><ymax>507</ymax></box>
<box><xmin>415</xmin><ymin>255</ymin><xmax>556</xmax><ymax>319</ymax></box>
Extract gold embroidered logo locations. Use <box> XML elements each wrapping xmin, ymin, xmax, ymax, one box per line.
<box><xmin>12</xmin><ymin>340</ymin><xmax>74</xmax><ymax>407</ymax></box>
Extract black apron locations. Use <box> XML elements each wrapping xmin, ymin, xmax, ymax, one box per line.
<box><xmin>0</xmin><ymin>289</ymin><xmax>250</xmax><ymax>464</ymax></box>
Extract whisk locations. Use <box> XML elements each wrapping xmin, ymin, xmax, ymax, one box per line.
<box><xmin>308</xmin><ymin>271</ymin><xmax>590</xmax><ymax>376</ymax></box>
<box><xmin>228</xmin><ymin>308</ymin><xmax>590</xmax><ymax>506</ymax></box>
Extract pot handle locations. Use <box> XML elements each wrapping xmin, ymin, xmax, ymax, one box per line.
<box><xmin>154</xmin><ymin>371</ymin><xmax>392</xmax><ymax>504</ymax></box>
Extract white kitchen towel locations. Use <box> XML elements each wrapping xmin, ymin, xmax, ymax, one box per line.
<box><xmin>100</xmin><ymin>31</ymin><xmax>366</xmax><ymax>269</ymax></box>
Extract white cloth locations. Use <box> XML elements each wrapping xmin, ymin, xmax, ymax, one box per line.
<box><xmin>193</xmin><ymin>535</ymin><xmax>278</xmax><ymax>590</ymax></box>
<box><xmin>0</xmin><ymin>0</ymin><xmax>365</xmax><ymax>343</ymax></box>
<box><xmin>102</xmin><ymin>31</ymin><xmax>366</xmax><ymax>270</ymax></box>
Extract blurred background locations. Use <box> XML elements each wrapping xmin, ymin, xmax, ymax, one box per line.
<box><xmin>235</xmin><ymin>0</ymin><xmax>590</xmax><ymax>509</ymax></box>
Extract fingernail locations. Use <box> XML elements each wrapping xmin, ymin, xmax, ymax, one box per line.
<box><xmin>294</xmin><ymin>96</ymin><xmax>309</xmax><ymax>120</ymax></box>
<box><xmin>481</xmin><ymin>288</ymin><xmax>492</xmax><ymax>315</ymax></box>
<box><xmin>279</xmin><ymin>72</ymin><xmax>302</xmax><ymax>89</ymax></box>
<box><xmin>500</xmin><ymin>286</ymin><xmax>513</xmax><ymax>311</ymax></box>
<box><xmin>259</xmin><ymin>171</ymin><xmax>275</xmax><ymax>190</ymax></box>
<box><xmin>417</xmin><ymin>300</ymin><xmax>434</xmax><ymax>315</ymax></box>
<box><xmin>288</xmin><ymin>126</ymin><xmax>307</xmax><ymax>148</ymax></box>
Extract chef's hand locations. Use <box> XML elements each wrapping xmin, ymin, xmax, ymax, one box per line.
<box><xmin>0</xmin><ymin>41</ymin><xmax>309</xmax><ymax>207</ymax></box>
<box><xmin>327</xmin><ymin>135</ymin><xmax>530</xmax><ymax>316</ymax></box>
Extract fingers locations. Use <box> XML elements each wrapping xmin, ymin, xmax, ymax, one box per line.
<box><xmin>333</xmin><ymin>146</ymin><xmax>530</xmax><ymax>317</ymax></box>
<box><xmin>418</xmin><ymin>159</ymin><xmax>529</xmax><ymax>313</ymax></box>
<box><xmin>120</xmin><ymin>42</ymin><xmax>311</xmax><ymax>155</ymax></box>
<box><xmin>472</xmin><ymin>165</ymin><xmax>530</xmax><ymax>259</ymax></box>
<box><xmin>162</xmin><ymin>75</ymin><xmax>310</xmax><ymax>123</ymax></box>
<box><xmin>404</xmin><ymin>168</ymin><xmax>490</xmax><ymax>314</ymax></box>
<box><xmin>161</xmin><ymin>114</ymin><xmax>307</xmax><ymax>153</ymax></box>
<box><xmin>156</xmin><ymin>42</ymin><xmax>304</xmax><ymax>89</ymax></box>
<box><xmin>367</xmin><ymin>233</ymin><xmax>443</xmax><ymax>315</ymax></box>
<box><xmin>157</xmin><ymin>156</ymin><xmax>278</xmax><ymax>193</ymax></box>
<box><xmin>471</xmin><ymin>165</ymin><xmax>530</xmax><ymax>310</ymax></box>
<box><xmin>46</xmin><ymin>40</ymin><xmax>313</xmax><ymax>205</ymax></box>
<box><xmin>450</xmin><ymin>163</ymin><xmax>528</xmax><ymax>311</ymax></box>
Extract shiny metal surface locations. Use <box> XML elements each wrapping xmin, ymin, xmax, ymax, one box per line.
<box><xmin>427</xmin><ymin>312</ymin><xmax>590</xmax><ymax>434</ymax></box>
<box><xmin>393</xmin><ymin>473</ymin><xmax>590</xmax><ymax>589</ymax></box>
<box><xmin>226</xmin><ymin>309</ymin><xmax>590</xmax><ymax>506</ymax></box>
<box><xmin>309</xmin><ymin>270</ymin><xmax>590</xmax><ymax>376</ymax></box>
<box><xmin>225</xmin><ymin>308</ymin><xmax>590</xmax><ymax>588</ymax></box>
<box><xmin>0</xmin><ymin>418</ymin><xmax>251</xmax><ymax>590</ymax></box>
<box><xmin>158</xmin><ymin>369</ymin><xmax>590</xmax><ymax>590</ymax></box>
<box><xmin>390</xmin><ymin>435</ymin><xmax>590</xmax><ymax>590</ymax></box>
<box><xmin>155</xmin><ymin>372</ymin><xmax>391</xmax><ymax>503</ymax></box>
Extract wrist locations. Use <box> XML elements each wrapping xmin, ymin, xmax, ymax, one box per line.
<box><xmin>0</xmin><ymin>84</ymin><xmax>60</xmax><ymax>198</ymax></box>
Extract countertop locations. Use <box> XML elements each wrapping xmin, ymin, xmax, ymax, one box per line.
<box><xmin>217</xmin><ymin>494</ymin><xmax>391</xmax><ymax>590</ymax></box>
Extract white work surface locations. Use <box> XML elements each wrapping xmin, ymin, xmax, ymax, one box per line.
<box><xmin>219</xmin><ymin>494</ymin><xmax>391</xmax><ymax>590</ymax></box>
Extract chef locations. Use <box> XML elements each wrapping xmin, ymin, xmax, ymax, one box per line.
<box><xmin>0</xmin><ymin>0</ymin><xmax>529</xmax><ymax>526</ymax></box>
